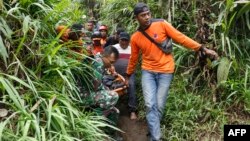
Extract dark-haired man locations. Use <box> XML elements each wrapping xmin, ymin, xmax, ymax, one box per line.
<box><xmin>91</xmin><ymin>31</ymin><xmax>104</xmax><ymax>55</ymax></box>
<box><xmin>99</xmin><ymin>25</ymin><xmax>108</xmax><ymax>47</ymax></box>
<box><xmin>104</xmin><ymin>27</ymin><xmax>125</xmax><ymax>48</ymax></box>
<box><xmin>56</xmin><ymin>23</ymin><xmax>84</xmax><ymax>53</ymax></box>
<box><xmin>83</xmin><ymin>46</ymin><xmax>120</xmax><ymax>115</ymax></box>
<box><xmin>113</xmin><ymin>32</ymin><xmax>138</xmax><ymax>120</ymax></box>
<box><xmin>126</xmin><ymin>2</ymin><xmax>218</xmax><ymax>141</ymax></box>
<box><xmin>85</xmin><ymin>20</ymin><xmax>95</xmax><ymax>37</ymax></box>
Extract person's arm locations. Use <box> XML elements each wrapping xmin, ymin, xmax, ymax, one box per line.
<box><xmin>163</xmin><ymin>21</ymin><xmax>200</xmax><ymax>51</ymax></box>
<box><xmin>126</xmin><ymin>37</ymin><xmax>140</xmax><ymax>77</ymax></box>
<box><xmin>163</xmin><ymin>21</ymin><xmax>218</xmax><ymax>59</ymax></box>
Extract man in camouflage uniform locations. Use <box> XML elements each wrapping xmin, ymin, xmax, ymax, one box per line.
<box><xmin>83</xmin><ymin>46</ymin><xmax>120</xmax><ymax>115</ymax></box>
<box><xmin>85</xmin><ymin>20</ymin><xmax>94</xmax><ymax>36</ymax></box>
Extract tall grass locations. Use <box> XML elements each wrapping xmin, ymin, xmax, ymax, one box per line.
<box><xmin>100</xmin><ymin>0</ymin><xmax>250</xmax><ymax>140</ymax></box>
<box><xmin>0</xmin><ymin>0</ymin><xmax>118</xmax><ymax>140</ymax></box>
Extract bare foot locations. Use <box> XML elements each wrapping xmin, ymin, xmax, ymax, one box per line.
<box><xmin>130</xmin><ymin>112</ymin><xmax>137</xmax><ymax>120</ymax></box>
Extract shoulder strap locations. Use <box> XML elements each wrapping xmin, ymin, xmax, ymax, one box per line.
<box><xmin>137</xmin><ymin>18</ymin><xmax>165</xmax><ymax>48</ymax></box>
<box><xmin>138</xmin><ymin>29</ymin><xmax>161</xmax><ymax>48</ymax></box>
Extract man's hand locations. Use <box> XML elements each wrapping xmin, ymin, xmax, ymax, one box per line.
<box><xmin>200</xmin><ymin>46</ymin><xmax>219</xmax><ymax>60</ymax></box>
<box><xmin>124</xmin><ymin>75</ymin><xmax>130</xmax><ymax>87</ymax></box>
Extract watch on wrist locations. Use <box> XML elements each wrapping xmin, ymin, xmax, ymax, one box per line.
<box><xmin>199</xmin><ymin>45</ymin><xmax>205</xmax><ymax>52</ymax></box>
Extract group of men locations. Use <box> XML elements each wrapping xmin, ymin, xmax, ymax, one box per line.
<box><xmin>56</xmin><ymin>2</ymin><xmax>219</xmax><ymax>141</ymax></box>
<box><xmin>56</xmin><ymin>14</ymin><xmax>138</xmax><ymax>120</ymax></box>
<box><xmin>84</xmin><ymin>18</ymin><xmax>139</xmax><ymax>120</ymax></box>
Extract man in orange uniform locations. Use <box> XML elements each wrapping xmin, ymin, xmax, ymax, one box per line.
<box><xmin>99</xmin><ymin>25</ymin><xmax>108</xmax><ymax>47</ymax></box>
<box><xmin>91</xmin><ymin>31</ymin><xmax>104</xmax><ymax>55</ymax></box>
<box><xmin>125</xmin><ymin>2</ymin><xmax>218</xmax><ymax>141</ymax></box>
<box><xmin>56</xmin><ymin>24</ymin><xmax>84</xmax><ymax>54</ymax></box>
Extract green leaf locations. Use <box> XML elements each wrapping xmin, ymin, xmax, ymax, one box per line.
<box><xmin>217</xmin><ymin>57</ymin><xmax>231</xmax><ymax>84</ymax></box>
<box><xmin>0</xmin><ymin>17</ymin><xmax>13</xmax><ymax>39</ymax></box>
<box><xmin>0</xmin><ymin>36</ymin><xmax>8</xmax><ymax>65</ymax></box>
<box><xmin>41</xmin><ymin>127</ymin><xmax>46</xmax><ymax>141</ymax></box>
<box><xmin>22</xmin><ymin>120</ymin><xmax>31</xmax><ymax>137</ymax></box>
<box><xmin>23</xmin><ymin>16</ymin><xmax>31</xmax><ymax>34</ymax></box>
<box><xmin>235</xmin><ymin>1</ymin><xmax>250</xmax><ymax>20</ymax></box>
<box><xmin>0</xmin><ymin>112</ymin><xmax>18</xmax><ymax>141</ymax></box>
<box><xmin>1</xmin><ymin>73</ymin><xmax>32</xmax><ymax>89</ymax></box>
<box><xmin>0</xmin><ymin>77</ymin><xmax>24</xmax><ymax>110</ymax></box>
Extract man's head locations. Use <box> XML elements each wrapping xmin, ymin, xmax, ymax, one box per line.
<box><xmin>86</xmin><ymin>21</ymin><xmax>94</xmax><ymax>31</ymax></box>
<box><xmin>133</xmin><ymin>2</ymin><xmax>151</xmax><ymax>28</ymax></box>
<box><xmin>91</xmin><ymin>31</ymin><xmax>102</xmax><ymax>46</ymax></box>
<box><xmin>114</xmin><ymin>27</ymin><xmax>125</xmax><ymax>40</ymax></box>
<box><xmin>119</xmin><ymin>32</ymin><xmax>130</xmax><ymax>49</ymax></box>
<box><xmin>68</xmin><ymin>23</ymin><xmax>84</xmax><ymax>41</ymax></box>
<box><xmin>102</xmin><ymin>46</ymin><xmax>119</xmax><ymax>68</ymax></box>
<box><xmin>99</xmin><ymin>25</ymin><xmax>108</xmax><ymax>38</ymax></box>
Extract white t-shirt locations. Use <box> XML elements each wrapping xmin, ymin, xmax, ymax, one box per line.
<box><xmin>113</xmin><ymin>43</ymin><xmax>131</xmax><ymax>59</ymax></box>
<box><xmin>113</xmin><ymin>43</ymin><xmax>131</xmax><ymax>75</ymax></box>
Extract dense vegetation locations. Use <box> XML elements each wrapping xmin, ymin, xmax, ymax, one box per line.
<box><xmin>0</xmin><ymin>0</ymin><xmax>119</xmax><ymax>140</ymax></box>
<box><xmin>99</xmin><ymin>0</ymin><xmax>250</xmax><ymax>140</ymax></box>
<box><xmin>0</xmin><ymin>0</ymin><xmax>250</xmax><ymax>140</ymax></box>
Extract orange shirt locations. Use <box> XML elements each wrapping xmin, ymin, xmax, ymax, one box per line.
<box><xmin>92</xmin><ymin>45</ymin><xmax>104</xmax><ymax>55</ymax></box>
<box><xmin>56</xmin><ymin>25</ymin><xmax>70</xmax><ymax>42</ymax></box>
<box><xmin>101</xmin><ymin>38</ymin><xmax>107</xmax><ymax>47</ymax></box>
<box><xmin>126</xmin><ymin>20</ymin><xmax>201</xmax><ymax>75</ymax></box>
<box><xmin>56</xmin><ymin>25</ymin><xmax>84</xmax><ymax>54</ymax></box>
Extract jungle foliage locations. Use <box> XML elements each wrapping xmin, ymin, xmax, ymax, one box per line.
<box><xmin>99</xmin><ymin>0</ymin><xmax>250</xmax><ymax>140</ymax></box>
<box><xmin>0</xmin><ymin>0</ymin><xmax>118</xmax><ymax>140</ymax></box>
<box><xmin>0</xmin><ymin>0</ymin><xmax>250</xmax><ymax>140</ymax></box>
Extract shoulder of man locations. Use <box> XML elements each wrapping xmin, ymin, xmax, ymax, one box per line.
<box><xmin>113</xmin><ymin>43</ymin><xmax>119</xmax><ymax>48</ymax></box>
<box><xmin>56</xmin><ymin>25</ymin><xmax>66</xmax><ymax>30</ymax></box>
<box><xmin>108</xmin><ymin>35</ymin><xmax>115</xmax><ymax>40</ymax></box>
<box><xmin>152</xmin><ymin>19</ymin><xmax>173</xmax><ymax>26</ymax></box>
<box><xmin>130</xmin><ymin>32</ymin><xmax>139</xmax><ymax>40</ymax></box>
<box><xmin>151</xmin><ymin>18</ymin><xmax>165</xmax><ymax>23</ymax></box>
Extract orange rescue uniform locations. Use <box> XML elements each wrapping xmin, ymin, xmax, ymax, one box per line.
<box><xmin>126</xmin><ymin>20</ymin><xmax>201</xmax><ymax>75</ymax></box>
<box><xmin>56</xmin><ymin>25</ymin><xmax>84</xmax><ymax>54</ymax></box>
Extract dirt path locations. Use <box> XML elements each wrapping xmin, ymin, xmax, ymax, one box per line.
<box><xmin>117</xmin><ymin>100</ymin><xmax>149</xmax><ymax>141</ymax></box>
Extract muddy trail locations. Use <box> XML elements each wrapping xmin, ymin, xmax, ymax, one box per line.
<box><xmin>116</xmin><ymin>97</ymin><xmax>149</xmax><ymax>141</ymax></box>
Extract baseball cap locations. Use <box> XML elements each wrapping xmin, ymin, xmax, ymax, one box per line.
<box><xmin>133</xmin><ymin>2</ymin><xmax>150</xmax><ymax>16</ymax></box>
<box><xmin>119</xmin><ymin>32</ymin><xmax>130</xmax><ymax>40</ymax></box>
<box><xmin>91</xmin><ymin>31</ymin><xmax>102</xmax><ymax>40</ymax></box>
<box><xmin>99</xmin><ymin>25</ymin><xmax>108</xmax><ymax>31</ymax></box>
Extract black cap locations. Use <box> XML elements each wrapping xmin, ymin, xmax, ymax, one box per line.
<box><xmin>70</xmin><ymin>23</ymin><xmax>83</xmax><ymax>32</ymax></box>
<box><xmin>119</xmin><ymin>32</ymin><xmax>130</xmax><ymax>40</ymax></box>
<box><xmin>91</xmin><ymin>31</ymin><xmax>102</xmax><ymax>39</ymax></box>
<box><xmin>133</xmin><ymin>2</ymin><xmax>150</xmax><ymax>16</ymax></box>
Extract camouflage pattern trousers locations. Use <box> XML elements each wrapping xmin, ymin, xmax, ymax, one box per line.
<box><xmin>84</xmin><ymin>89</ymin><xmax>119</xmax><ymax>110</ymax></box>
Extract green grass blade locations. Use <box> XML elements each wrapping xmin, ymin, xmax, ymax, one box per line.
<box><xmin>0</xmin><ymin>77</ymin><xmax>23</xmax><ymax>110</ymax></box>
<box><xmin>0</xmin><ymin>36</ymin><xmax>8</xmax><ymax>65</ymax></box>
